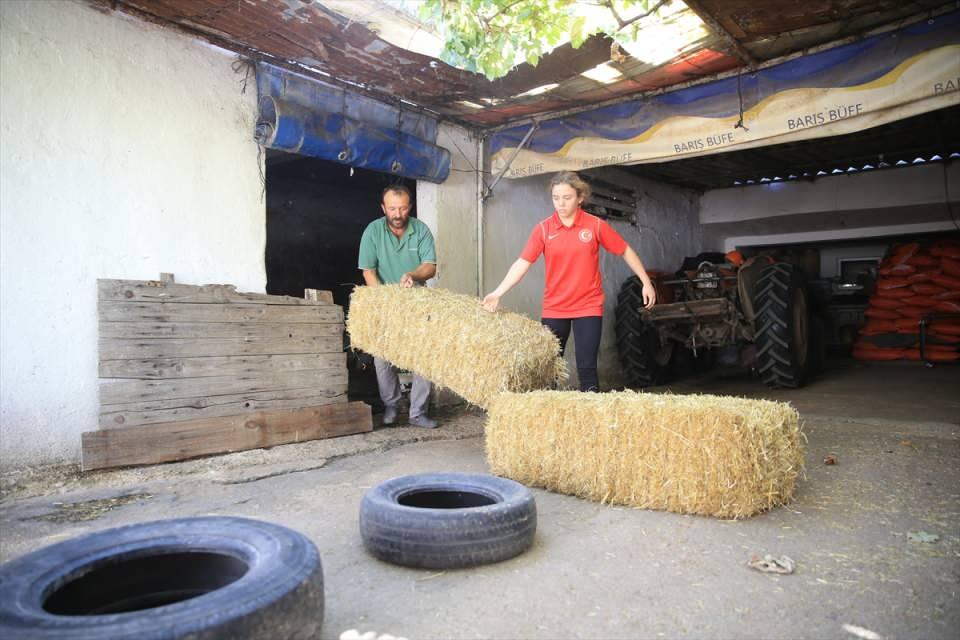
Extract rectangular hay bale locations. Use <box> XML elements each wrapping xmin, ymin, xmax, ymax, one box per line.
<box><xmin>486</xmin><ymin>390</ymin><xmax>804</xmax><ymax>519</ymax></box>
<box><xmin>347</xmin><ymin>285</ymin><xmax>566</xmax><ymax>407</ymax></box>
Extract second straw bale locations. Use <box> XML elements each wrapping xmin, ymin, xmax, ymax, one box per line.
<box><xmin>347</xmin><ymin>285</ymin><xmax>566</xmax><ymax>408</ymax></box>
<box><xmin>487</xmin><ymin>390</ymin><xmax>804</xmax><ymax>519</ymax></box>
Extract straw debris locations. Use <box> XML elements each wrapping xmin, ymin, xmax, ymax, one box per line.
<box><xmin>486</xmin><ymin>390</ymin><xmax>804</xmax><ymax>518</ymax></box>
<box><xmin>347</xmin><ymin>285</ymin><xmax>566</xmax><ymax>407</ymax></box>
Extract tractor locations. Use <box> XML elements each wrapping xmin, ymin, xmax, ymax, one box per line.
<box><xmin>615</xmin><ymin>252</ymin><xmax>821</xmax><ymax>389</ymax></box>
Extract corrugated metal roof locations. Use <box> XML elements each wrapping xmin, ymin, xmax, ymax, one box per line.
<box><xmin>92</xmin><ymin>0</ymin><xmax>952</xmax><ymax>128</ymax></box>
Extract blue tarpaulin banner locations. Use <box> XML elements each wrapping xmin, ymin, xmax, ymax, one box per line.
<box><xmin>256</xmin><ymin>63</ymin><xmax>451</xmax><ymax>183</ymax></box>
<box><xmin>491</xmin><ymin>12</ymin><xmax>960</xmax><ymax>179</ymax></box>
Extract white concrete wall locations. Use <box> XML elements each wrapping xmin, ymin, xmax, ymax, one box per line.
<box><xmin>482</xmin><ymin>172</ymin><xmax>700</xmax><ymax>389</ymax></box>
<box><xmin>700</xmin><ymin>163</ymin><xmax>960</xmax><ymax>250</ymax></box>
<box><xmin>417</xmin><ymin>124</ymin><xmax>479</xmax><ymax>296</ymax></box>
<box><xmin>0</xmin><ymin>1</ymin><xmax>264</xmax><ymax>468</ymax></box>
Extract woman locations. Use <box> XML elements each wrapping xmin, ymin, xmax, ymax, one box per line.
<box><xmin>482</xmin><ymin>171</ymin><xmax>656</xmax><ymax>392</ymax></box>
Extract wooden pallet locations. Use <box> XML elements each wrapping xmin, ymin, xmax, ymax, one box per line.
<box><xmin>82</xmin><ymin>274</ymin><xmax>371</xmax><ymax>470</ymax></box>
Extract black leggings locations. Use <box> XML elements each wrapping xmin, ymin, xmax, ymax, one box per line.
<box><xmin>541</xmin><ymin>316</ymin><xmax>603</xmax><ymax>392</ymax></box>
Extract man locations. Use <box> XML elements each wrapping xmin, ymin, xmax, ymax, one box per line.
<box><xmin>357</xmin><ymin>185</ymin><xmax>440</xmax><ymax>429</ymax></box>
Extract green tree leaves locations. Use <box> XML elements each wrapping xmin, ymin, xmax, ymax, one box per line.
<box><xmin>420</xmin><ymin>0</ymin><xmax>657</xmax><ymax>80</ymax></box>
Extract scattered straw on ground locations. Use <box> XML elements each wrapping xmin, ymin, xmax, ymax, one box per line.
<box><xmin>347</xmin><ymin>285</ymin><xmax>566</xmax><ymax>407</ymax></box>
<box><xmin>486</xmin><ymin>390</ymin><xmax>804</xmax><ymax>519</ymax></box>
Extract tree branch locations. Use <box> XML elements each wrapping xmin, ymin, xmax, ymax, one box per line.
<box><xmin>608</xmin><ymin>0</ymin><xmax>670</xmax><ymax>30</ymax></box>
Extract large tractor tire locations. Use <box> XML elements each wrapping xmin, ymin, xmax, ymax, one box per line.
<box><xmin>753</xmin><ymin>263</ymin><xmax>811</xmax><ymax>389</ymax></box>
<box><xmin>615</xmin><ymin>276</ymin><xmax>671</xmax><ymax>388</ymax></box>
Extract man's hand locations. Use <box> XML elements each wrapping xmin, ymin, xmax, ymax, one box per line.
<box><xmin>400</xmin><ymin>272</ymin><xmax>415</xmax><ymax>288</ymax></box>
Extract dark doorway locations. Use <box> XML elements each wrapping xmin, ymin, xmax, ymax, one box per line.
<box><xmin>265</xmin><ymin>153</ymin><xmax>417</xmax><ymax>309</ymax></box>
<box><xmin>264</xmin><ymin>153</ymin><xmax>417</xmax><ymax>407</ymax></box>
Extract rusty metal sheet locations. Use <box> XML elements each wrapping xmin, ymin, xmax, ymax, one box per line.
<box><xmin>88</xmin><ymin>0</ymin><xmax>951</xmax><ymax>128</ymax></box>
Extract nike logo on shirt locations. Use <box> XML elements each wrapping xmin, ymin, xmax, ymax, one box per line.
<box><xmin>548</xmin><ymin>233</ymin><xmax>560</xmax><ymax>240</ymax></box>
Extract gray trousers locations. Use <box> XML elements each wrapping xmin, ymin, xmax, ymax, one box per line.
<box><xmin>373</xmin><ymin>357</ymin><xmax>432</xmax><ymax>418</ymax></box>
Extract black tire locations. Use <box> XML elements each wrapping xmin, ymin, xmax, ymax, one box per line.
<box><xmin>359</xmin><ymin>473</ymin><xmax>536</xmax><ymax>569</ymax></box>
<box><xmin>0</xmin><ymin>517</ymin><xmax>323</xmax><ymax>640</ymax></box>
<box><xmin>615</xmin><ymin>276</ymin><xmax>671</xmax><ymax>387</ymax></box>
<box><xmin>753</xmin><ymin>263</ymin><xmax>811</xmax><ymax>389</ymax></box>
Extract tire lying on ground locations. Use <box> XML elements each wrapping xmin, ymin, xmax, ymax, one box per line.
<box><xmin>360</xmin><ymin>473</ymin><xmax>537</xmax><ymax>569</ymax></box>
<box><xmin>0</xmin><ymin>516</ymin><xmax>323</xmax><ymax>640</ymax></box>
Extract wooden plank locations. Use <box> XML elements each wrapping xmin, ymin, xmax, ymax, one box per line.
<box><xmin>82</xmin><ymin>401</ymin><xmax>373</xmax><ymax>470</ymax></box>
<box><xmin>100</xmin><ymin>387</ymin><xmax>348</xmax><ymax>428</ymax></box>
<box><xmin>99</xmin><ymin>301</ymin><xmax>343</xmax><ymax>324</ymax></box>
<box><xmin>304</xmin><ymin>288</ymin><xmax>335</xmax><ymax>304</ymax></box>
<box><xmin>99</xmin><ymin>336</ymin><xmax>342</xmax><ymax>359</ymax></box>
<box><xmin>100</xmin><ymin>369</ymin><xmax>348</xmax><ymax>406</ymax></box>
<box><xmin>98</xmin><ymin>279</ymin><xmax>333</xmax><ymax>306</ymax></box>
<box><xmin>100</xmin><ymin>385</ymin><xmax>347</xmax><ymax>420</ymax></box>
<box><xmin>99</xmin><ymin>321</ymin><xmax>341</xmax><ymax>339</ymax></box>
<box><xmin>99</xmin><ymin>352</ymin><xmax>347</xmax><ymax>379</ymax></box>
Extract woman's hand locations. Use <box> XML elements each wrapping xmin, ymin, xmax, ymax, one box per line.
<box><xmin>642</xmin><ymin>282</ymin><xmax>657</xmax><ymax>309</ymax></box>
<box><xmin>481</xmin><ymin>293</ymin><xmax>501</xmax><ymax>312</ymax></box>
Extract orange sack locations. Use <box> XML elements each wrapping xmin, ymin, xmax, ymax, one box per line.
<box><xmin>888</xmin><ymin>242</ymin><xmax>920</xmax><ymax>264</ymax></box>
<box><xmin>934</xmin><ymin>300</ymin><xmax>960</xmax><ymax>314</ymax></box>
<box><xmin>906</xmin><ymin>270</ymin><xmax>939</xmax><ymax>284</ymax></box>
<box><xmin>879</xmin><ymin>264</ymin><xmax>915</xmax><ymax>277</ymax></box>
<box><xmin>894</xmin><ymin>317</ymin><xmax>921</xmax><ymax>332</ymax></box>
<box><xmin>901</xmin><ymin>296</ymin><xmax>936</xmax><ymax>308</ymax></box>
<box><xmin>911</xmin><ymin>283</ymin><xmax>946</xmax><ymax>296</ymax></box>
<box><xmin>942</xmin><ymin>257</ymin><xmax>960</xmax><ymax>278</ymax></box>
<box><xmin>907</xmin><ymin>254</ymin><xmax>938</xmax><ymax>268</ymax></box>
<box><xmin>932</xmin><ymin>274</ymin><xmax>960</xmax><ymax>290</ymax></box>
<box><xmin>876</xmin><ymin>277</ymin><xmax>911</xmax><ymax>290</ymax></box>
<box><xmin>853</xmin><ymin>347</ymin><xmax>904</xmax><ymax>361</ymax></box>
<box><xmin>860</xmin><ymin>320</ymin><xmax>898</xmax><ymax>335</ymax></box>
<box><xmin>897</xmin><ymin>306</ymin><xmax>928</xmax><ymax>318</ymax></box>
<box><xmin>876</xmin><ymin>287</ymin><xmax>915</xmax><ymax>299</ymax></box>
<box><xmin>931</xmin><ymin>321</ymin><xmax>960</xmax><ymax>336</ymax></box>
<box><xmin>868</xmin><ymin>296</ymin><xmax>903</xmax><ymax>310</ymax></box>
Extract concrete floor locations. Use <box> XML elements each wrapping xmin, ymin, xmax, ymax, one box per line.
<box><xmin>1</xmin><ymin>360</ymin><xmax>958</xmax><ymax>639</ymax></box>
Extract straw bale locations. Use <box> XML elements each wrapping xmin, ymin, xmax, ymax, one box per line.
<box><xmin>347</xmin><ymin>285</ymin><xmax>566</xmax><ymax>407</ymax></box>
<box><xmin>486</xmin><ymin>390</ymin><xmax>804</xmax><ymax>519</ymax></box>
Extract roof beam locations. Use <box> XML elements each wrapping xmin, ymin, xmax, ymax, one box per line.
<box><xmin>682</xmin><ymin>0</ymin><xmax>758</xmax><ymax>66</ymax></box>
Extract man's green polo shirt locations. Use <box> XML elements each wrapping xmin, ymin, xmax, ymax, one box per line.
<box><xmin>358</xmin><ymin>217</ymin><xmax>437</xmax><ymax>284</ymax></box>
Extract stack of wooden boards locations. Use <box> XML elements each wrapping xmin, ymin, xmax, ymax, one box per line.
<box><xmin>855</xmin><ymin>240</ymin><xmax>960</xmax><ymax>362</ymax></box>
<box><xmin>83</xmin><ymin>275</ymin><xmax>372</xmax><ymax>470</ymax></box>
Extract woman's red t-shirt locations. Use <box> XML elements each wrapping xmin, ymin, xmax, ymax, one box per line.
<box><xmin>520</xmin><ymin>209</ymin><xmax>627</xmax><ymax>318</ymax></box>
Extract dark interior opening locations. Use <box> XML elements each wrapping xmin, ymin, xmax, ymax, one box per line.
<box><xmin>264</xmin><ymin>153</ymin><xmax>418</xmax><ymax>405</ymax></box>
<box><xmin>265</xmin><ymin>153</ymin><xmax>417</xmax><ymax>310</ymax></box>
<box><xmin>43</xmin><ymin>550</ymin><xmax>249</xmax><ymax>615</ymax></box>
<box><xmin>398</xmin><ymin>489</ymin><xmax>498</xmax><ymax>509</ymax></box>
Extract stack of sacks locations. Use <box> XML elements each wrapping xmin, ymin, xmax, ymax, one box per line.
<box><xmin>855</xmin><ymin>240</ymin><xmax>960</xmax><ymax>362</ymax></box>
<box><xmin>347</xmin><ymin>285</ymin><xmax>566</xmax><ymax>408</ymax></box>
<box><xmin>486</xmin><ymin>391</ymin><xmax>804</xmax><ymax>519</ymax></box>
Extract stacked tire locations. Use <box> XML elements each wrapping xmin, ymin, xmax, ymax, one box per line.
<box><xmin>855</xmin><ymin>240</ymin><xmax>960</xmax><ymax>363</ymax></box>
